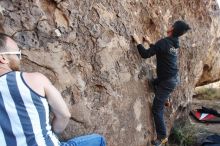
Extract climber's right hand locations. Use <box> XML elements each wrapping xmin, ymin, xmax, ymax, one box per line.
<box><xmin>143</xmin><ymin>35</ymin><xmax>152</xmax><ymax>45</ymax></box>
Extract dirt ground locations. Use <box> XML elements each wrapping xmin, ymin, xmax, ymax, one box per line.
<box><xmin>167</xmin><ymin>99</ymin><xmax>220</xmax><ymax>146</ymax></box>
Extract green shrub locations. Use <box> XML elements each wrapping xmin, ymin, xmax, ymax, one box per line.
<box><xmin>169</xmin><ymin>119</ymin><xmax>197</xmax><ymax>146</ymax></box>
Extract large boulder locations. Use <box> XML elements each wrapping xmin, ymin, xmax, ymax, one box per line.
<box><xmin>0</xmin><ymin>0</ymin><xmax>219</xmax><ymax>145</ymax></box>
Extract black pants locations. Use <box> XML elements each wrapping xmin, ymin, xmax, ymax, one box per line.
<box><xmin>152</xmin><ymin>76</ymin><xmax>179</xmax><ymax>139</ymax></box>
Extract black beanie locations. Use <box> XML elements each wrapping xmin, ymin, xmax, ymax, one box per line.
<box><xmin>172</xmin><ymin>21</ymin><xmax>191</xmax><ymax>37</ymax></box>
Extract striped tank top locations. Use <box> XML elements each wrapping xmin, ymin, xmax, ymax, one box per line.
<box><xmin>0</xmin><ymin>71</ymin><xmax>60</xmax><ymax>146</ymax></box>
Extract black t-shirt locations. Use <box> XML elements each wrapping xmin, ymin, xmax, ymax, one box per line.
<box><xmin>137</xmin><ymin>36</ymin><xmax>179</xmax><ymax>80</ymax></box>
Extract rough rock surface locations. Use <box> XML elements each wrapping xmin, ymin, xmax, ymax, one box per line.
<box><xmin>0</xmin><ymin>0</ymin><xmax>220</xmax><ymax>146</ymax></box>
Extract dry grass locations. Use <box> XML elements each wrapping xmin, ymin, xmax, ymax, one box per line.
<box><xmin>194</xmin><ymin>87</ymin><xmax>220</xmax><ymax>100</ymax></box>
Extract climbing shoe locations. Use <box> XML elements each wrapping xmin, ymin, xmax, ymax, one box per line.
<box><xmin>151</xmin><ymin>137</ymin><xmax>168</xmax><ymax>146</ymax></box>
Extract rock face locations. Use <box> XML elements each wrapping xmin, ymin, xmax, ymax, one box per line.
<box><xmin>0</xmin><ymin>0</ymin><xmax>220</xmax><ymax>145</ymax></box>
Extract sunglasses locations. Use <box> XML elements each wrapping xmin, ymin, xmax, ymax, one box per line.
<box><xmin>0</xmin><ymin>50</ymin><xmax>22</xmax><ymax>59</ymax></box>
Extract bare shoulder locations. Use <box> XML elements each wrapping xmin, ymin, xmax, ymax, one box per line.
<box><xmin>20</xmin><ymin>72</ymin><xmax>51</xmax><ymax>97</ymax></box>
<box><xmin>23</xmin><ymin>72</ymin><xmax>51</xmax><ymax>86</ymax></box>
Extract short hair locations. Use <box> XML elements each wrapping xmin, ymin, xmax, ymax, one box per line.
<box><xmin>0</xmin><ymin>33</ymin><xmax>11</xmax><ymax>52</ymax></box>
<box><xmin>172</xmin><ymin>21</ymin><xmax>191</xmax><ymax>37</ymax></box>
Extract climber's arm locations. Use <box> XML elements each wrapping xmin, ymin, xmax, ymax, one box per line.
<box><xmin>133</xmin><ymin>33</ymin><xmax>158</xmax><ymax>58</ymax></box>
<box><xmin>137</xmin><ymin>44</ymin><xmax>157</xmax><ymax>59</ymax></box>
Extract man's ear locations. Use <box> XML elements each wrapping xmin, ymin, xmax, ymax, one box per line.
<box><xmin>0</xmin><ymin>55</ymin><xmax>9</xmax><ymax>64</ymax></box>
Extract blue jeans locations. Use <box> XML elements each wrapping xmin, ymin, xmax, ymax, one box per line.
<box><xmin>152</xmin><ymin>76</ymin><xmax>179</xmax><ymax>139</ymax></box>
<box><xmin>60</xmin><ymin>134</ymin><xmax>106</xmax><ymax>146</ymax></box>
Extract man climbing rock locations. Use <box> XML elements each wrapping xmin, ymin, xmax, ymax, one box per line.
<box><xmin>133</xmin><ymin>21</ymin><xmax>190</xmax><ymax>146</ymax></box>
<box><xmin>0</xmin><ymin>33</ymin><xmax>106</xmax><ymax>146</ymax></box>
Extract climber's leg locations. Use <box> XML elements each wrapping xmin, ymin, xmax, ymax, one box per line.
<box><xmin>152</xmin><ymin>76</ymin><xmax>178</xmax><ymax>143</ymax></box>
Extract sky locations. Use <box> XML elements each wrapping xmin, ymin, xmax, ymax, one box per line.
<box><xmin>217</xmin><ymin>0</ymin><xmax>220</xmax><ymax>8</ymax></box>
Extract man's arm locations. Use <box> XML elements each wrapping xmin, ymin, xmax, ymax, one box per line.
<box><xmin>132</xmin><ymin>33</ymin><xmax>157</xmax><ymax>58</ymax></box>
<box><xmin>137</xmin><ymin>44</ymin><xmax>157</xmax><ymax>59</ymax></box>
<box><xmin>23</xmin><ymin>72</ymin><xmax>71</xmax><ymax>134</ymax></box>
<box><xmin>42</xmin><ymin>75</ymin><xmax>71</xmax><ymax>134</ymax></box>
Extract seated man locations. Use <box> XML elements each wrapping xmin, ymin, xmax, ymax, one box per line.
<box><xmin>0</xmin><ymin>33</ymin><xmax>106</xmax><ymax>146</ymax></box>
